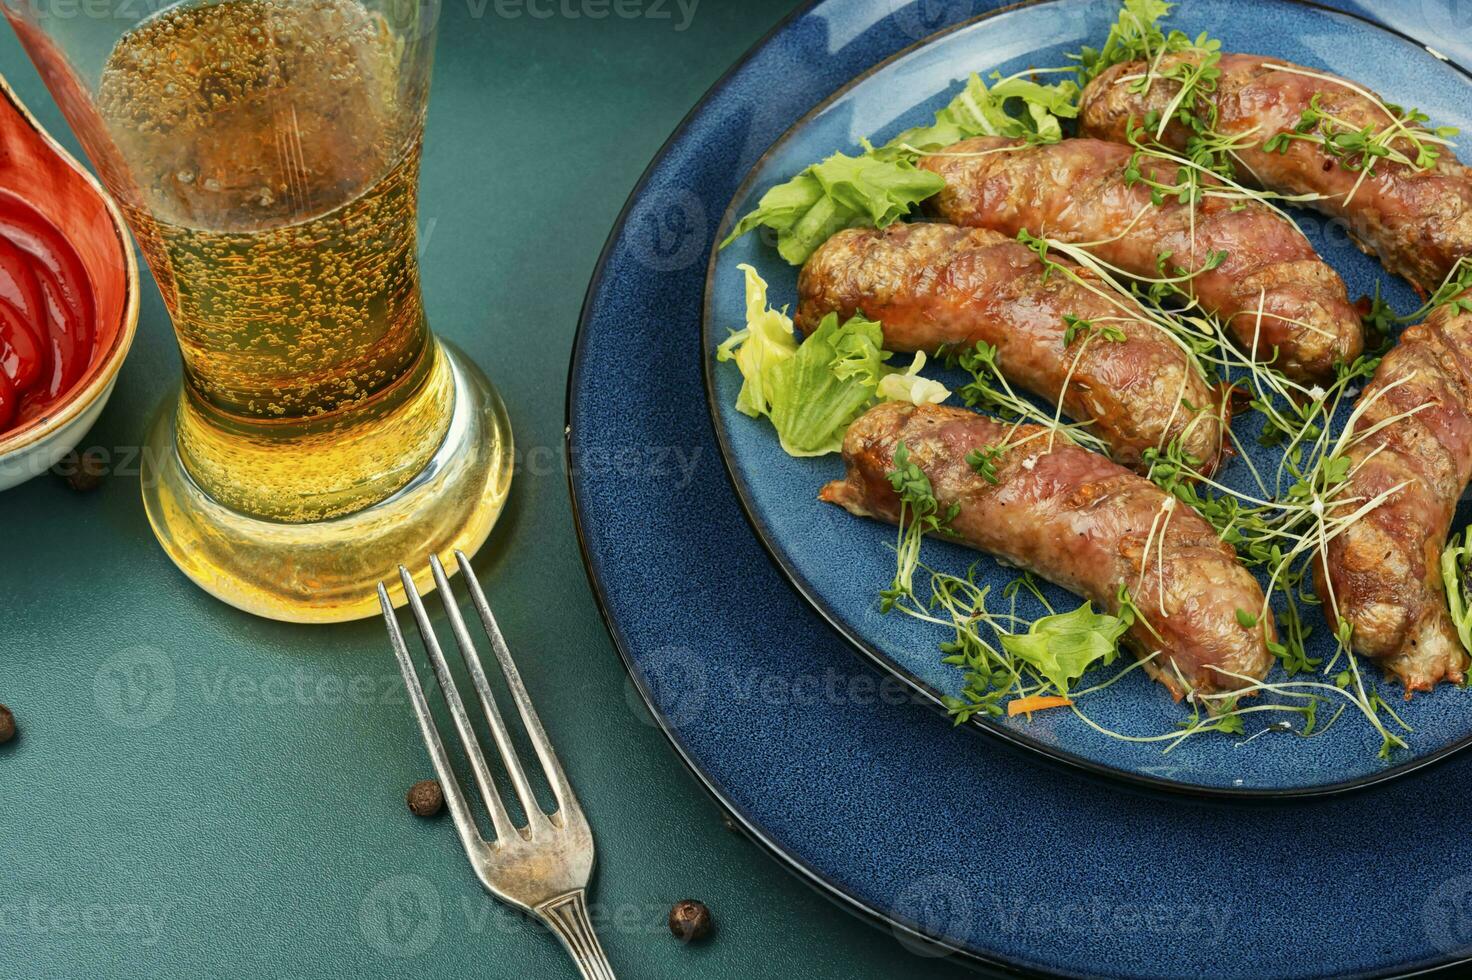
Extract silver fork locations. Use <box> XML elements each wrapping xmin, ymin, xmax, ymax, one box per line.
<box><xmin>379</xmin><ymin>551</ymin><xmax>616</xmax><ymax>980</ymax></box>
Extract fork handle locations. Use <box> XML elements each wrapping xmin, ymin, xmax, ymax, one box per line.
<box><xmin>535</xmin><ymin>890</ymin><xmax>616</xmax><ymax>980</ymax></box>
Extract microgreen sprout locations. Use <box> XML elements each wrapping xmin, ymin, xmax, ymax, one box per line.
<box><xmin>859</xmin><ymin>0</ymin><xmax>1466</xmax><ymax>758</ymax></box>
<box><xmin>943</xmin><ymin>339</ymin><xmax>1110</xmax><ymax>456</ymax></box>
<box><xmin>880</xmin><ymin>441</ymin><xmax>961</xmax><ymax>612</ymax></box>
<box><xmin>1363</xmin><ymin>257</ymin><xmax>1472</xmax><ymax>338</ymax></box>
<box><xmin>894</xmin><ymin>226</ymin><xmax>1432</xmax><ymax>755</ymax></box>
<box><xmin>1258</xmin><ymin>67</ymin><xmax>1458</xmax><ymax>203</ymax></box>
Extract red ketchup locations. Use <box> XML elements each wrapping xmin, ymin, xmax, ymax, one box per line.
<box><xmin>0</xmin><ymin>190</ymin><xmax>95</xmax><ymax>434</ymax></box>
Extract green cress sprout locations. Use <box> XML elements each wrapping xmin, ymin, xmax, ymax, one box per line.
<box><xmin>714</xmin><ymin>0</ymin><xmax>1465</xmax><ymax>757</ymax></box>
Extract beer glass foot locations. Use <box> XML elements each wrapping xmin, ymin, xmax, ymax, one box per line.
<box><xmin>140</xmin><ymin>343</ymin><xmax>514</xmax><ymax>623</ymax></box>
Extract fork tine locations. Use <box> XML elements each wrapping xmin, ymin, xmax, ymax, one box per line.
<box><xmin>397</xmin><ymin>567</ymin><xmax>518</xmax><ymax>843</ymax></box>
<box><xmin>429</xmin><ymin>554</ymin><xmax>550</xmax><ymax>832</ymax></box>
<box><xmin>454</xmin><ymin>551</ymin><xmax>581</xmax><ymax>818</ymax></box>
<box><xmin>378</xmin><ymin>584</ymin><xmax>485</xmax><ymax>859</ymax></box>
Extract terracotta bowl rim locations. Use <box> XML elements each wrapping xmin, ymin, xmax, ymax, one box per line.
<box><xmin>0</xmin><ymin>71</ymin><xmax>140</xmax><ymax>458</ymax></box>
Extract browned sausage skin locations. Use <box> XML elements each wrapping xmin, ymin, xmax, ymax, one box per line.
<box><xmin>795</xmin><ymin>224</ymin><xmax>1226</xmax><ymax>473</ymax></box>
<box><xmin>1080</xmin><ymin>54</ymin><xmax>1472</xmax><ymax>296</ymax></box>
<box><xmin>1317</xmin><ymin>301</ymin><xmax>1472</xmax><ymax>693</ymax></box>
<box><xmin>821</xmin><ymin>402</ymin><xmax>1275</xmax><ymax>699</ymax></box>
<box><xmin>919</xmin><ymin>136</ymin><xmax>1364</xmax><ymax>383</ymax></box>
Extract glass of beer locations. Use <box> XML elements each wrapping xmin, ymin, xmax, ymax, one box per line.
<box><xmin>6</xmin><ymin>0</ymin><xmax>514</xmax><ymax>622</ymax></box>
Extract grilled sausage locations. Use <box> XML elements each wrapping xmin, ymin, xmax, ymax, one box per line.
<box><xmin>821</xmin><ymin>402</ymin><xmax>1275</xmax><ymax>698</ymax></box>
<box><xmin>795</xmin><ymin>224</ymin><xmax>1226</xmax><ymax>473</ymax></box>
<box><xmin>1316</xmin><ymin>300</ymin><xmax>1472</xmax><ymax>692</ymax></box>
<box><xmin>1080</xmin><ymin>54</ymin><xmax>1472</xmax><ymax>296</ymax></box>
<box><xmin>920</xmin><ymin>136</ymin><xmax>1363</xmax><ymax>382</ymax></box>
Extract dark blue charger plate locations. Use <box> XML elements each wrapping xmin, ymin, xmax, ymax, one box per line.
<box><xmin>703</xmin><ymin>0</ymin><xmax>1472</xmax><ymax>796</ymax></box>
<box><xmin>568</xmin><ymin>0</ymin><xmax>1472</xmax><ymax>975</ymax></box>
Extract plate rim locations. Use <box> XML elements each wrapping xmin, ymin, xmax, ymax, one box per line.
<box><xmin>565</xmin><ymin>0</ymin><xmax>1472</xmax><ymax>975</ymax></box>
<box><xmin>563</xmin><ymin>4</ymin><xmax>1046</xmax><ymax>971</ymax></box>
<box><xmin>568</xmin><ymin>3</ymin><xmax>1089</xmax><ymax>971</ymax></box>
<box><xmin>697</xmin><ymin>0</ymin><xmax>1472</xmax><ymax>800</ymax></box>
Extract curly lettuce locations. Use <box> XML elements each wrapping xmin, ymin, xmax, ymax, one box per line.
<box><xmin>716</xmin><ymin>265</ymin><xmax>950</xmax><ymax>456</ymax></box>
<box><xmin>721</xmin><ymin>70</ymin><xmax>1078</xmax><ymax>266</ymax></box>
<box><xmin>877</xmin><ymin>351</ymin><xmax>950</xmax><ymax>406</ymax></box>
<box><xmin>1000</xmin><ymin>602</ymin><xmax>1130</xmax><ymax>696</ymax></box>
<box><xmin>720</xmin><ymin>150</ymin><xmax>943</xmax><ymax>267</ymax></box>
<box><xmin>886</xmin><ymin>70</ymin><xmax>1080</xmax><ymax>154</ymax></box>
<box><xmin>1442</xmin><ymin>529</ymin><xmax>1472</xmax><ymax>657</ymax></box>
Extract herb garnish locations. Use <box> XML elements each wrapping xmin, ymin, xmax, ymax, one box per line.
<box><xmin>881</xmin><ymin>442</ymin><xmax>960</xmax><ymax>611</ymax></box>
<box><xmin>720</xmin><ymin>70</ymin><xmax>1079</xmax><ymax>265</ymax></box>
<box><xmin>1072</xmin><ymin>0</ymin><xmax>1211</xmax><ymax>86</ymax></box>
<box><xmin>720</xmin><ymin>0</ymin><xmax>1466</xmax><ymax>759</ymax></box>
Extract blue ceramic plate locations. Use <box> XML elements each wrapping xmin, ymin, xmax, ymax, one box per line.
<box><xmin>570</xmin><ymin>0</ymin><xmax>1472</xmax><ymax>975</ymax></box>
<box><xmin>703</xmin><ymin>0</ymin><xmax>1472</xmax><ymax>797</ymax></box>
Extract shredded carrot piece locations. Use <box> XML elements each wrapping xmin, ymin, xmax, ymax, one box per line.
<box><xmin>1007</xmin><ymin>695</ymin><xmax>1074</xmax><ymax>717</ymax></box>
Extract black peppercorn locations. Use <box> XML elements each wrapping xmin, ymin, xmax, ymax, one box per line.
<box><xmin>0</xmin><ymin>704</ymin><xmax>14</xmax><ymax>744</ymax></box>
<box><xmin>406</xmin><ymin>779</ymin><xmax>443</xmax><ymax>817</ymax></box>
<box><xmin>668</xmin><ymin>899</ymin><xmax>713</xmax><ymax>943</ymax></box>
<box><xmin>53</xmin><ymin>449</ymin><xmax>106</xmax><ymax>492</ymax></box>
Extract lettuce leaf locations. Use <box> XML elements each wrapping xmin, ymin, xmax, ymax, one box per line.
<box><xmin>1442</xmin><ymin>528</ymin><xmax>1472</xmax><ymax>657</ymax></box>
<box><xmin>878</xmin><ymin>350</ymin><xmax>951</xmax><ymax>406</ymax></box>
<box><xmin>1000</xmin><ymin>602</ymin><xmax>1129</xmax><ymax>695</ymax></box>
<box><xmin>887</xmin><ymin>71</ymin><xmax>1079</xmax><ymax>153</ymax></box>
<box><xmin>717</xmin><ymin>264</ymin><xmax>799</xmax><ymax>418</ymax></box>
<box><xmin>720</xmin><ymin>148</ymin><xmax>943</xmax><ymax>266</ymax></box>
<box><xmin>716</xmin><ymin>265</ymin><xmax>951</xmax><ymax>456</ymax></box>
<box><xmin>766</xmin><ymin>311</ymin><xmax>888</xmax><ymax>456</ymax></box>
<box><xmin>721</xmin><ymin>70</ymin><xmax>1078</xmax><ymax>266</ymax></box>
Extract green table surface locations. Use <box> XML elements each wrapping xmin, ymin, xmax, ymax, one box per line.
<box><xmin>0</xmin><ymin>3</ymin><xmax>984</xmax><ymax>978</ymax></box>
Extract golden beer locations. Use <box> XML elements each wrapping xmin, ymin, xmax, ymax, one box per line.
<box><xmin>9</xmin><ymin>0</ymin><xmax>514</xmax><ymax>620</ymax></box>
<box><xmin>97</xmin><ymin>0</ymin><xmax>450</xmax><ymax>521</ymax></box>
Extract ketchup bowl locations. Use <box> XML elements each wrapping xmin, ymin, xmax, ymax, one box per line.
<box><xmin>0</xmin><ymin>71</ymin><xmax>138</xmax><ymax>491</ymax></box>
